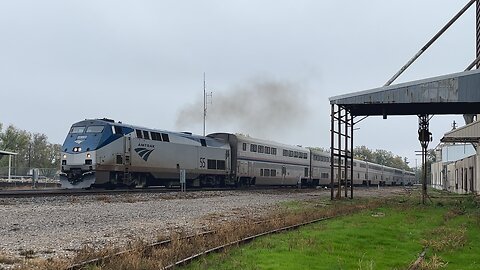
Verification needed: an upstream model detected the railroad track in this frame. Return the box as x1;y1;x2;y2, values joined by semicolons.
66;215;339;270
0;187;239;198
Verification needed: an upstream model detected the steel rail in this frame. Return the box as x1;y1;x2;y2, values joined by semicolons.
162;215;337;270
66;214;339;270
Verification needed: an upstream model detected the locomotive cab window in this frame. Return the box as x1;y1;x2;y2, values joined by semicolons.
200;139;207;147
113;126;123;135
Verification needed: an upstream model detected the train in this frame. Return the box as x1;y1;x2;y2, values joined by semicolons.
60;118;415;189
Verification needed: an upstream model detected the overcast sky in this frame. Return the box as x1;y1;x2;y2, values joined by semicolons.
0;0;476;166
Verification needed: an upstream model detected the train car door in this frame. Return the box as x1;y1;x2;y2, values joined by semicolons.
282;166;286;185
248;161;253;176
124;136;131;173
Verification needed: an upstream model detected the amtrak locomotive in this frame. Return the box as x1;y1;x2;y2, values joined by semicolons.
60;118;415;189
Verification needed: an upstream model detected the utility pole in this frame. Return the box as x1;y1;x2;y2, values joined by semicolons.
203;72;206;136
203;72;212;136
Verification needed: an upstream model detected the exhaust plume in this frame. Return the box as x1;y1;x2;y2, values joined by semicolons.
175;78;311;138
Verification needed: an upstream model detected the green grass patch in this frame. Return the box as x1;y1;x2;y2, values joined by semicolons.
184;194;480;270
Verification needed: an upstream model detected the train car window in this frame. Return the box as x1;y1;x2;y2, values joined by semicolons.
265;146;270;154
264;169;270;176
304;168;309;177
250;144;255;152
161;133;170;142
70;126;85;134
200;139;207;147
271;169;276;177
217;160;226;170
207;159;216;169
283;149;288;156
358;173;360;179
304;153;308;159
242;143;247;151
289;150;293;157
260;169;264;176
136;129;143;138
294;151;298;158
114;126;123;135
258;145;264;153
272;148;277;155
86;125;104;133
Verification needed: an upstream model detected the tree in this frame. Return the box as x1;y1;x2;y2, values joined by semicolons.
0;123;60;175
353;145;412;171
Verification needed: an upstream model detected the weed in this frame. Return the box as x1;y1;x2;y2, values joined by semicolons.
0;253;19;264
422;226;467;252
419;254;448;270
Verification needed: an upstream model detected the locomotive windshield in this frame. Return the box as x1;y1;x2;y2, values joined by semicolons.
70;126;85;133
86;125;105;133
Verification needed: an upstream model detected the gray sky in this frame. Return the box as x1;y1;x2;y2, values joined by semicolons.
0;0;475;166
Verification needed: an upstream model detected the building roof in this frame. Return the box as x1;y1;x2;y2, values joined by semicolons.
329;69;480;116
441;120;480;143
0;150;17;156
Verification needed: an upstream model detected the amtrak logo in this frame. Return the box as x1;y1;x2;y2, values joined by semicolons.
135;148;154;161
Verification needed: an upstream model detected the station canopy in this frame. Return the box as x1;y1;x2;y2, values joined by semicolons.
0;150;17;156
441;120;480;143
329;69;480;117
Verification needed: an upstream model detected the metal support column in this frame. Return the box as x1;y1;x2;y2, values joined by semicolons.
330;105;335;200
350;115;354;199
477;0;480;67
330;104;354;200
418;114;431;205
8;155;12;181
344;112;348;198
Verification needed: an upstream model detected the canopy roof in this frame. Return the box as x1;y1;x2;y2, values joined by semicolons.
329;69;480;116
0;150;17;156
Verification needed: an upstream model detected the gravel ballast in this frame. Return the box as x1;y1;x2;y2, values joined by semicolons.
0;187;405;260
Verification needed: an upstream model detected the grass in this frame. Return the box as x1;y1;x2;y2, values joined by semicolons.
184;193;480;270
11;190;480;270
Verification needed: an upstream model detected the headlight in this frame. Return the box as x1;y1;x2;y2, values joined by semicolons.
63;154;67;159
86;153;91;158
